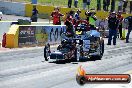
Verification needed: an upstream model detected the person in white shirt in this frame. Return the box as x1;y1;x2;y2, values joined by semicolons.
83;0;87;10
118;0;123;11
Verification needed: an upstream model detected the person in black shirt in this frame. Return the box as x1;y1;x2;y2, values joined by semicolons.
130;1;132;14
106;0;110;11
31;6;38;22
111;0;115;12
103;0;107;11
107;12;119;45
97;0;101;11
123;0;128;13
68;0;72;8
125;16;132;43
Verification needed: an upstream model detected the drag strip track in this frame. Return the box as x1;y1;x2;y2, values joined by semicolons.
0;14;131;88
0;39;132;88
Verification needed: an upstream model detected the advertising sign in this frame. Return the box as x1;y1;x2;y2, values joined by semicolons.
18;26;66;47
18;26;36;47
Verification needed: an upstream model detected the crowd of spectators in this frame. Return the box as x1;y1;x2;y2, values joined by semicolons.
68;0;132;13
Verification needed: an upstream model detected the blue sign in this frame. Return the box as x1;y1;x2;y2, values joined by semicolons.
32;0;37;4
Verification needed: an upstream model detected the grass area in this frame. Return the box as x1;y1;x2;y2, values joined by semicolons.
4;0;130;12
4;0;114;8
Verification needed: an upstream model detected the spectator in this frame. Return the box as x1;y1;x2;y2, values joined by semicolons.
83;0;87;10
74;9;81;21
107;12;119;45
118;0;123;12
103;0;107;11
65;10;75;24
125;16;132;43
111;0;115;12
50;7;64;25
97;0;101;11
74;0;78;8
106;0;110;11
98;19;106;37
130;0;132;13
31;6;38;22
123;0;128;13
68;0;72;8
117;11;124;39
87;0;91;10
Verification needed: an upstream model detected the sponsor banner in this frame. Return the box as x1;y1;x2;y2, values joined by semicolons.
43;26;66;43
18;26;36;47
18;26;66;47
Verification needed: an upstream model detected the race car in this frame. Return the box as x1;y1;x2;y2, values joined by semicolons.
47;19;104;62
48;40;77;62
0;12;3;21
74;23;104;60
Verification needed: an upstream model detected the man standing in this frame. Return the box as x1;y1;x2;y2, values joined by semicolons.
87;0;91;10
118;0;123;11
106;0;110;11
97;0;101;11
103;0;107;11
111;0;115;12
83;0;87;10
123;0;128;13
68;0;72;8
74;9;81;21
117;11;123;39
74;0;78;8
130;0;132;13
31;6;38;22
107;12;119;45
125;16;132;43
50;7;64;25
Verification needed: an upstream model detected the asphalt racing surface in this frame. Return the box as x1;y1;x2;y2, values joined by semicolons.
0;38;132;88
0;15;132;88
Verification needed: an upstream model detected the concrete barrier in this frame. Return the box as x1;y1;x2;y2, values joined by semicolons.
25;4;132;20
0;1;25;16
5;25;66;48
0;22;11;43
6;25;19;48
